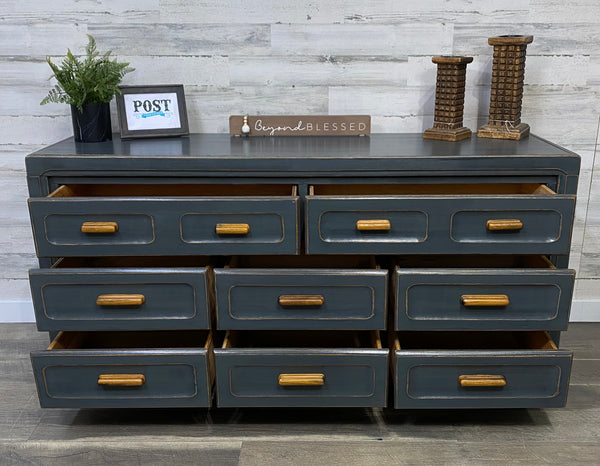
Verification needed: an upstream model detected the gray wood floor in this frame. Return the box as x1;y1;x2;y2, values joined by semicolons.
0;323;598;465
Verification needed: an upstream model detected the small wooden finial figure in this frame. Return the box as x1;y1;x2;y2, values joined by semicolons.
477;35;534;140
423;56;473;142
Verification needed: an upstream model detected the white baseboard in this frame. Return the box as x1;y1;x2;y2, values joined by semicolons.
0;299;35;322
570;300;600;322
0;299;599;323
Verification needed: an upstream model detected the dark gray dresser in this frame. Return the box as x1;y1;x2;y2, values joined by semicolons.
25;133;579;409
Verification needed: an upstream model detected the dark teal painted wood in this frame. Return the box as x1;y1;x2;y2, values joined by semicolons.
31;349;211;408
29;267;211;331
23;133;582;410
28;196;299;257
214;268;388;330
306;195;575;255
395;268;575;331
394;350;572;409
214;349;388;407
25;134;581;180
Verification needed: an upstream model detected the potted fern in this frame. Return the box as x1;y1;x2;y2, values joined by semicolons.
41;35;134;142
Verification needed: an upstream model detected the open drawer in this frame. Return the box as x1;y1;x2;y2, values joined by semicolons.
306;183;575;255
29;257;214;331
393;331;572;409
214;255;388;330
31;330;213;408
28;184;299;257
214;330;388;407
394;255;575;331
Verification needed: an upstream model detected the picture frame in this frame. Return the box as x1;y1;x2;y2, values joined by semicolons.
116;84;189;139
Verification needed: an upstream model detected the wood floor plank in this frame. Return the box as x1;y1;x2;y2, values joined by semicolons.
560;323;600;359
0;440;242;466
570;358;600;384
239;440;600;465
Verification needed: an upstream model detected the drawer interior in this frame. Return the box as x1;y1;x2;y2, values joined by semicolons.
48;184;297;198
48;330;211;350
223;330;382;349
310;183;556;196
227;255;378;269
393;254;555;269
53;256;215;269
394;331;557;351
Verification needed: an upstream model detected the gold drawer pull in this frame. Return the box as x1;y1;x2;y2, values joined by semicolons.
278;373;325;386
81;221;119;233
96;294;146;306
356;219;391;231
486;219;523;231
459;375;507;387
461;294;510;307
98;374;146;387
278;295;325;307
215;223;250;235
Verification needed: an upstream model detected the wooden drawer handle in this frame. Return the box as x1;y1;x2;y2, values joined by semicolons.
278;373;325;386
486;219;523;231
278;295;325;307
96;294;146;306
81;221;119;234
215;223;250;235
459;374;507;387
461;294;510;307
98;374;146;387
356;219;391;231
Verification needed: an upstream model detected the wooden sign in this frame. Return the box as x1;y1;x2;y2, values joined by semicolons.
229;115;370;136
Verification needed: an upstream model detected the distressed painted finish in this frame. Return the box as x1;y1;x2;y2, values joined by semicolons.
23;132;581;408
24;133;580;180
394;348;573;409
214;349;388;408
394;266;575;331
31;332;212;408
214;267;388;330
28;193;300;257
29;266;212;331
306;193;576;255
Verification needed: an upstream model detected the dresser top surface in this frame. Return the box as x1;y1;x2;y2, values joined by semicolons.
26;133;580;177
31;133;576;158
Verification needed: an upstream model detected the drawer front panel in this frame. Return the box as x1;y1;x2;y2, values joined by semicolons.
318;210;428;243
395;269;575;331
31;351;211;408
29;268;210;331
29;197;299;256
395;351;572;409
214;269;388;330
45;213;154;245
306;196;575;254
451;209;562;243
214;351;388;407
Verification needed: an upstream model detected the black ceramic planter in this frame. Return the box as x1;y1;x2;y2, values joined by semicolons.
71;102;112;142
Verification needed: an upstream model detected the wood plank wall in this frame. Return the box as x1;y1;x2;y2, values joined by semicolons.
1;0;598;320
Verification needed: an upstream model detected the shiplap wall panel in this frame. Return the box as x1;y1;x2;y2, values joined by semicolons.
0;23;88;56
271;24;454;56
230;56;408;87
453;23;600;55
87;24;271;56
158;0;531;24
1;0;599;321
184;86;330;133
